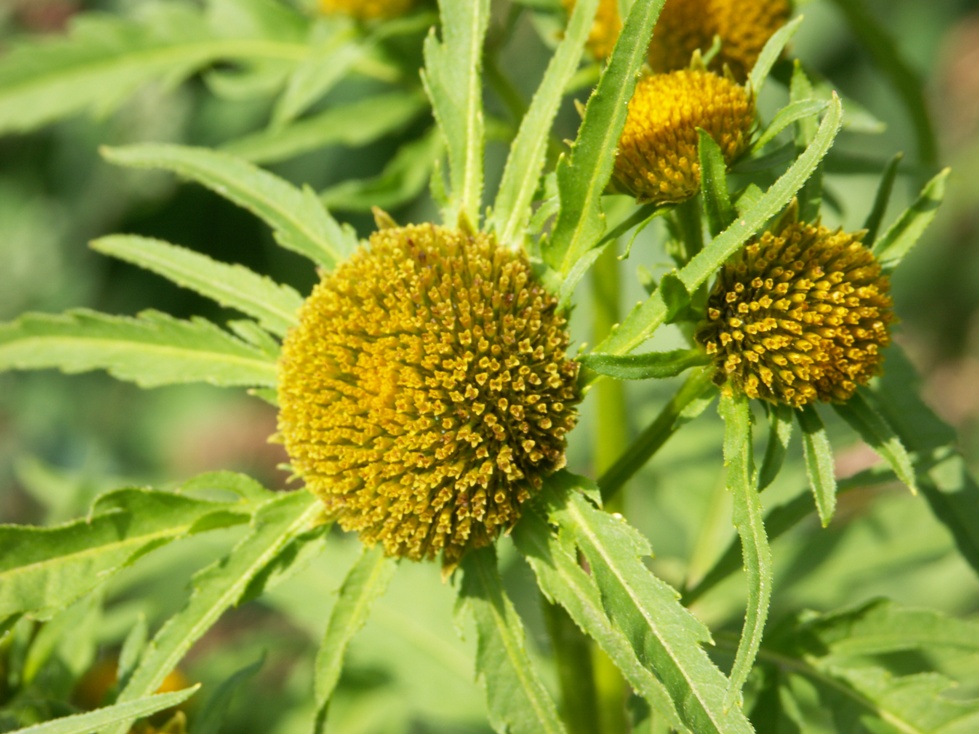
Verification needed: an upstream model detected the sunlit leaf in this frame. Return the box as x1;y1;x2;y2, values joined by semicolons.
15;687;200;734
579;348;709;381
833;389;917;494
797;404;837;527
873;168;950;272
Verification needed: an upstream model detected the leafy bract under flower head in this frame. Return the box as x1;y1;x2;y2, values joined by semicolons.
318;0;415;21
277;223;580;570
648;0;792;81
696;218;894;408
614;69;754;204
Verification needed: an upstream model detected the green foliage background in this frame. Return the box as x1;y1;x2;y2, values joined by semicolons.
1;0;979;733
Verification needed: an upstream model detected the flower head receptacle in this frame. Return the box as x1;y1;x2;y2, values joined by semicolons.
277;224;580;571
613;69;754;205
648;0;792;81
318;0;415;21
695;218;894;408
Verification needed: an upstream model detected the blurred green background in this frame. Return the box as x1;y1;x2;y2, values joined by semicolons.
2;1;979;732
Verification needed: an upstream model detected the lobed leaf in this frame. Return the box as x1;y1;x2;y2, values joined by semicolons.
91;235;303;338
102;144;355;269
797;404;838;527
872;168;950;272
579;348;710;381
421;0;490;229
719;393;773;703
0;309;277;388
14;687;200;734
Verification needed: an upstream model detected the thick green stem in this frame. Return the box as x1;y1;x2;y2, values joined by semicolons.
541;597;600;734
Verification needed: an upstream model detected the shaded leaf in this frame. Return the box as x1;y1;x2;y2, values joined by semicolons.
15;687;200;734
797;404;837;527
833;389;917;494
758;403;794;491
192;656;265;734
698;130;735;237
872;168;950;272
862;153;903;246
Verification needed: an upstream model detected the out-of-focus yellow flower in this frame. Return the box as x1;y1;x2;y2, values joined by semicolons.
696;217;894;408
277;223;580;571
318;0;415;21
613;69;754;204
562;0;622;60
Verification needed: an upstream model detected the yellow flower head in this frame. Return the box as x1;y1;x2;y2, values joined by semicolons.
613;69;754;204
277;223;580;570
695;218;894;408
562;0;622;60
318;0;415;21
648;0;792;81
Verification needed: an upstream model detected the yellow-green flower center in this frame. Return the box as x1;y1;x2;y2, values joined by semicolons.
695;220;894;408
614;69;754;204
277;224;580;570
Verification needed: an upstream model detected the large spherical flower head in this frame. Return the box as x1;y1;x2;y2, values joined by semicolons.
613;69;754;204
562;0;622;60
277;224;580;570
648;0;792;81
318;0;415;21
695;220;894;408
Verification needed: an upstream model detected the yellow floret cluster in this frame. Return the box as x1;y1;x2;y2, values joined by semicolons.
277;224;580;570
318;0;415;21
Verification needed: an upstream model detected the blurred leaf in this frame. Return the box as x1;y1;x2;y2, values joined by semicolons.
751;99;828;153
797;404;837;527
833;389;917;494
872;168;950;272
421;0;490;228
698;130;735;237
221;91;427;164
0;309;277;388
91;235;302;338
593;95;843;358
320;129;442;212
118;615;149;690
543;477;755;734
490;0;598;247
458;546;567;734
719;393;773;703
106;491;320;734
544;0;666;276
758;403;794;491
579;349;709;381
861;153;903;246
102;144;355;270
0;488;253;621
191;655;265;734
748;16;803;94
313;546;396;731
14;686;200;734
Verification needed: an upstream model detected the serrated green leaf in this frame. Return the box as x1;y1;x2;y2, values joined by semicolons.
0;488;254;620
544;0;666;275
751;99;828;153
698;130;735;237
313;546;396;730
192;655;265;734
719;393;773;703
833;389;917;494
790;63;822;223
862;153;903;246
106;491;320;734
14;686;200;734
758;403;794;491
101;144;355;269
547;478;755;734
512;486;687;732
579;348;709;381
491;0;599;247
748;16;804;94
421;0;490;228
797;404;837;527
0;2;306;135
91;235;302;338
458;546;567;734
593;95;843;359
0;309;277;388
872;168;950;272
221;91;427;164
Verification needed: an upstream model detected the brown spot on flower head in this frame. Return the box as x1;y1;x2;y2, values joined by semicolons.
277;224;580;571
613;69;754;204
695;219;894;408
562;0;622;60
318;0;415;21
648;0;792;81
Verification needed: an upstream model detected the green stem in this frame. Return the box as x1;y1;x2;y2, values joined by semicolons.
541;598;600;734
591;242;630;734
599;366;717;503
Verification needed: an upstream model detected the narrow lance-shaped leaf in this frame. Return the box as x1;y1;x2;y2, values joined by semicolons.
544;0;667;275
593;94;843;359
551;480;755;734
748;16;804;94
718;392;773;704
790;63;822;223
861;152;903;246
0;309;278;388
101;144;355;270
873;167;950;272
457;546;567;734
0;488;254;621
797;404;837;526
313;546;396;731
193;656;266;734
106;491;321;734
757;403;794;491
15;687;200;734
579;348;710;381
698;130;735;237
421;0;490;229
91;235;303;338
490;0;599;247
